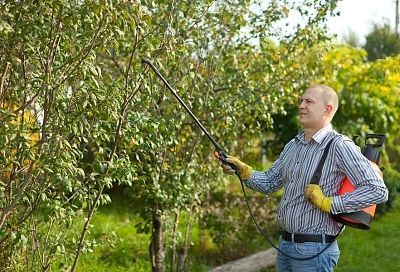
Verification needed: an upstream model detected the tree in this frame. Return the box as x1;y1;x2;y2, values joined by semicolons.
364;23;400;61
307;45;400;168
396;0;399;35
0;0;342;271
342;28;361;47
0;1;144;270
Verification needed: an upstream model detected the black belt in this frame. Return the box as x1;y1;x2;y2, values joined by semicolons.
281;231;336;243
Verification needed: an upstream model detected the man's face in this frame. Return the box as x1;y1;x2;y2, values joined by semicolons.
299;87;328;129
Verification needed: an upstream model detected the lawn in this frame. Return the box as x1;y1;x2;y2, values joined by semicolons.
74;194;399;272
74;193;216;272
75;195;150;272
335;202;400;272
264;200;400;272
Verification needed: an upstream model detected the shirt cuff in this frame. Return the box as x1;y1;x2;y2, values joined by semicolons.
331;195;345;214
244;171;256;183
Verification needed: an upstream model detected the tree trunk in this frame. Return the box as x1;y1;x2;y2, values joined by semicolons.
149;204;166;272
396;0;400;35
177;205;193;272
199;191;211;253
177;247;187;272
171;211;179;271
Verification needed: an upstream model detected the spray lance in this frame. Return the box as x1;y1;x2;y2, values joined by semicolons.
141;58;341;261
140;59;232;164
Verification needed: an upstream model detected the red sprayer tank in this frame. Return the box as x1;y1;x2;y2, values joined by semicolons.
330;134;386;230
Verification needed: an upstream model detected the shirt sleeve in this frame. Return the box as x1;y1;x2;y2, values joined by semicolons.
244;140;294;195
331;138;389;214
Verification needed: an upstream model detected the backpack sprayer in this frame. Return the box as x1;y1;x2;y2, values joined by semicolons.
330;133;386;229
141;58;386;260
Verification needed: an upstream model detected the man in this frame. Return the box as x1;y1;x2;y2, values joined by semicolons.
221;84;388;272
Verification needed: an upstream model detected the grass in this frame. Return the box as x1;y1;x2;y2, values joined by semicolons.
75;195;151;272
263;200;400;272
72;193;400;272
335;201;400;271
74;193;220;272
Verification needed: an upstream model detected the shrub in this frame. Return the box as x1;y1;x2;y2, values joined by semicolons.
202;186;280;262
376;167;400;215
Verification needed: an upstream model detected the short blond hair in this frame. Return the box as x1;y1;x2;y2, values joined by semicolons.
308;84;339;115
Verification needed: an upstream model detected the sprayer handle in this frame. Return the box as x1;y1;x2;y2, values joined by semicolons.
214;150;237;171
365;133;386;148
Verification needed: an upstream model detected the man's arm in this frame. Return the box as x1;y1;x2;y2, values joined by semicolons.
244;140;295;195
331;139;388;214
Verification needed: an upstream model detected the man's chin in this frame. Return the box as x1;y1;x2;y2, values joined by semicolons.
299;118;307;126
300;120;313;129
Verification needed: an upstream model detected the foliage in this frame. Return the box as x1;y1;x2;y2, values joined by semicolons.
376;167;400;215
319;46;400;163
202;187;280;261
0;0;343;271
0;0;146;270
341;29;361;48
3;0;398;270
364;23;400;61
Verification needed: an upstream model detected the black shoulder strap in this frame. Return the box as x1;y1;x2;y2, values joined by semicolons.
310;138;335;185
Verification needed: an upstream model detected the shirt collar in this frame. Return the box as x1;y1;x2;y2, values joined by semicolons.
295;124;333;144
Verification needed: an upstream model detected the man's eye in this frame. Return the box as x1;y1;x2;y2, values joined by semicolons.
299;98;314;104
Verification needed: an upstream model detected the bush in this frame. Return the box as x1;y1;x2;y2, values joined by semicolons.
376;167;400;215
202;185;280;262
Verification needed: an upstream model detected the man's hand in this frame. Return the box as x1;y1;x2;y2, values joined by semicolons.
304;184;332;213
220;155;253;181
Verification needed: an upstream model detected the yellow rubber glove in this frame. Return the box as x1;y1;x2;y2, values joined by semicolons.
304;184;332;213
220;155;253;181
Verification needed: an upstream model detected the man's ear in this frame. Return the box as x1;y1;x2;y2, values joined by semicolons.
325;104;333;115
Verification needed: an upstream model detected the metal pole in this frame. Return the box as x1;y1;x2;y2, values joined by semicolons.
141;58;225;152
396;0;400;35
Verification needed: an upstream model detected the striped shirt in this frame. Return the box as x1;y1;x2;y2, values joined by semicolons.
245;124;388;236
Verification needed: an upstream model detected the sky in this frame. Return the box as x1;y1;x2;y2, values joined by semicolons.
326;0;396;43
